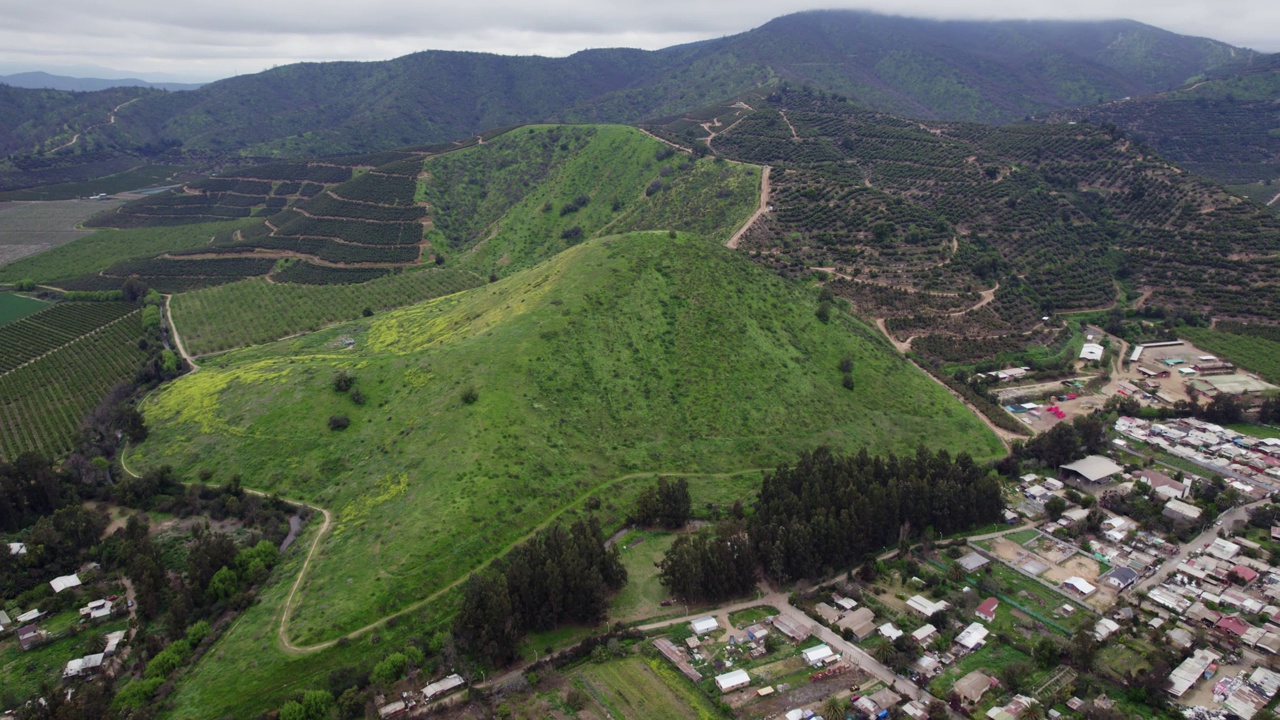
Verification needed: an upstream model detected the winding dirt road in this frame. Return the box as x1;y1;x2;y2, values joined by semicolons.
46;97;140;154
727;166;771;249
163;294;199;372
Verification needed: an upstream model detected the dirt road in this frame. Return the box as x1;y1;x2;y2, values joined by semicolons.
727;166;771;249
164;294;199;371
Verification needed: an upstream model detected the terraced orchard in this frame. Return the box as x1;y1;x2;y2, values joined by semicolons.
64;125;760;295
131;232;1002;652
650;88;1280;366
0;302;147;458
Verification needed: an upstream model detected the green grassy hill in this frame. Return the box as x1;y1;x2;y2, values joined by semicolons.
129;231;1002;654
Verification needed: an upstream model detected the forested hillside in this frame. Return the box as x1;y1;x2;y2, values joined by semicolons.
647;87;1280;367
0;11;1247;192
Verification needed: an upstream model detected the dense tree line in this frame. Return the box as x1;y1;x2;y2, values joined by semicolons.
629;477;692;528
453;518;625;665
657;521;757;602
748;447;1003;582
997;414;1108;474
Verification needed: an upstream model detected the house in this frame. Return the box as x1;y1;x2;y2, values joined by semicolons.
714;669;751;693
1216;615;1251;638
814;602;841;624
879;623;904;641
62;653;105;678
958;552;989;573
976;597;999;622
1165;627;1193;650
870;688;903;711
1101;566;1139;591
422;673;465;701
7;542;26;555
1061;508;1090;524
1135;469;1187;499
49;574;81;593
1163;499;1203;522
1168;648;1221;697
904;700;931;720
839;607;876;640
954;670;993;704
906;595;949;617
802;644;836;667
956;622;989;651
79;599;113;620
911;624;938;645
690;616;719;635
1043;478;1065;491
1208;538;1242;560
1061;576;1096;597
377;701;407;719
103;630;126;657
771;615;811;642
1080;343;1105;362
1094;618;1121;641
834;596;858;611
912;655;942;678
17;624;44;651
1060;456;1124;484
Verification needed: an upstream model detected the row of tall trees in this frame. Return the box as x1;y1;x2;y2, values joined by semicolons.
657;521;757;602
629;477;692;528
747;446;1003;582
453;518;626;665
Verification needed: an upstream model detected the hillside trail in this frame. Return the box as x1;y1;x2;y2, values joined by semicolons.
163;294;199;372
44;96;141;154
726;166;771;249
945;281;999;317
703;114;749;152
1133;288;1154;309
635;127;692;154
1268;191;1280;207
779;109;799;139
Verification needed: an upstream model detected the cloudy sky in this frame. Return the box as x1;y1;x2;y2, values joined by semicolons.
1;0;1277;83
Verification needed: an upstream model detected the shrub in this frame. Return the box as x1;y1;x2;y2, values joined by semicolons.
333;371;355;392
329;415;351;431
461;387;479;404
561;226;583;241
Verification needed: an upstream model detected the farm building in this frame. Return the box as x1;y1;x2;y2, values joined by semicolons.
814;602;841;624
771;614;811;642
1094;618;1121;641
690;616;719;635
955;671;993;704
8;542;26;555
1208;538;1242;560
802;644;836;666
1061;576;1096;597
377;701;407;719
834;596;858;611
1060;456;1124;484
17;624;45;651
49;574;81;593
911;624;938;644
653;638;701;681
839;607;876;640
63;653;105;678
80;599;113;620
1079;343;1105;361
1187;375;1280;409
956;622;989;650
976;597;999;622
958;552;990;573
879;623;904;640
1163;499;1203;522
907;595;950;617
1168;648;1221;697
421;673;465;701
715;669;751;693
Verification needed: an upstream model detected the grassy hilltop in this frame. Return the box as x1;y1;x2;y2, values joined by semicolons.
131;231;1001;651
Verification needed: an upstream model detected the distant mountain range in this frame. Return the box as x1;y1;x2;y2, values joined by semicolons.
0;10;1264;192
0;71;204;93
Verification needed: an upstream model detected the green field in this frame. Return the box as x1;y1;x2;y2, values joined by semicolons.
0;164;191;201
574;656;725;720
170;269;486;355
1180;326;1280;384
131;231;1002;656
610;529;678;622
0;220;250;286
0;291;48;324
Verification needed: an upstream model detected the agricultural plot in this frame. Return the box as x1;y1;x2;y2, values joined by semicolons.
0;199;123;267
170;269;483;355
0;291;47;324
1180;325;1280;384
0;301;137;374
580;657;724;720
610;529;677;622
0;305;147;458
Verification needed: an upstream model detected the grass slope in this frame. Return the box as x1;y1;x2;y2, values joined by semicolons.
421;125;760;276
132;231;1000;649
